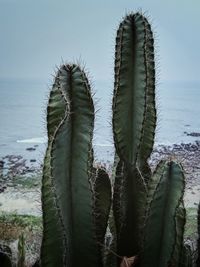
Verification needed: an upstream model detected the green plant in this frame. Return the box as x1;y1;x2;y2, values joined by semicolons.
41;65;111;267
40;12;197;267
17;233;25;267
141;161;186;267
112;13;156;257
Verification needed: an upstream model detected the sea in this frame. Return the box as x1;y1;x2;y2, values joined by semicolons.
0;79;200;166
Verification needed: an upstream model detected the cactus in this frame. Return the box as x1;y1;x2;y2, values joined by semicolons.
41;64;111;267
140;161;185;267
113;13;156;168
112;12;156;256
40;11;199;267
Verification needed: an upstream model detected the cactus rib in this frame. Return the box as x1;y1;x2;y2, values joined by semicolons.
41;74;68;266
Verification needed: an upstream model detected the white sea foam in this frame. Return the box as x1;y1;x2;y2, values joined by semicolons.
94;143;113;147
17;137;47;144
16;138;113;147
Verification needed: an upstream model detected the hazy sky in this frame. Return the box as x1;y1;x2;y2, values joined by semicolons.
0;0;200;83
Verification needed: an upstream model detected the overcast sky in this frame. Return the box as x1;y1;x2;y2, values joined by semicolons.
0;0;200;83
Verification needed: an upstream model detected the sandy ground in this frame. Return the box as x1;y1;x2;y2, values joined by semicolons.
0;180;199;217
0;187;41;216
184;185;200;208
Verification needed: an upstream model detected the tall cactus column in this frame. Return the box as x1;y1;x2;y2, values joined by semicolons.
112;13;156;257
41;64;107;267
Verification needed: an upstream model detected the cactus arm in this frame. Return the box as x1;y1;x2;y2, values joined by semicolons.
141;161;185;267
93;167;112;266
41;76;68;266
51;64;102;267
112;13;148;165
93;168;112;247
146;165;186;266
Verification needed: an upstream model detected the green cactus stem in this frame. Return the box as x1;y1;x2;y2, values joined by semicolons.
41;64;107;267
141;161;185;267
112;12;156;257
112;12;156;167
93;168;112;248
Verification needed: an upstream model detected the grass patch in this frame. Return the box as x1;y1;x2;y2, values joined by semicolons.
0;212;42;241
0;213;42;228
12;173;42;189
0;212;42;265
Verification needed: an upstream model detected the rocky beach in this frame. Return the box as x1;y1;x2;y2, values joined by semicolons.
0;148;42;216
0;139;200;216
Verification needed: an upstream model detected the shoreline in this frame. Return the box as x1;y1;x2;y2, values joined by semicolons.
0;141;200;216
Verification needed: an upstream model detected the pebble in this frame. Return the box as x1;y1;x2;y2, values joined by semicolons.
186;132;200;137
26;147;36;151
